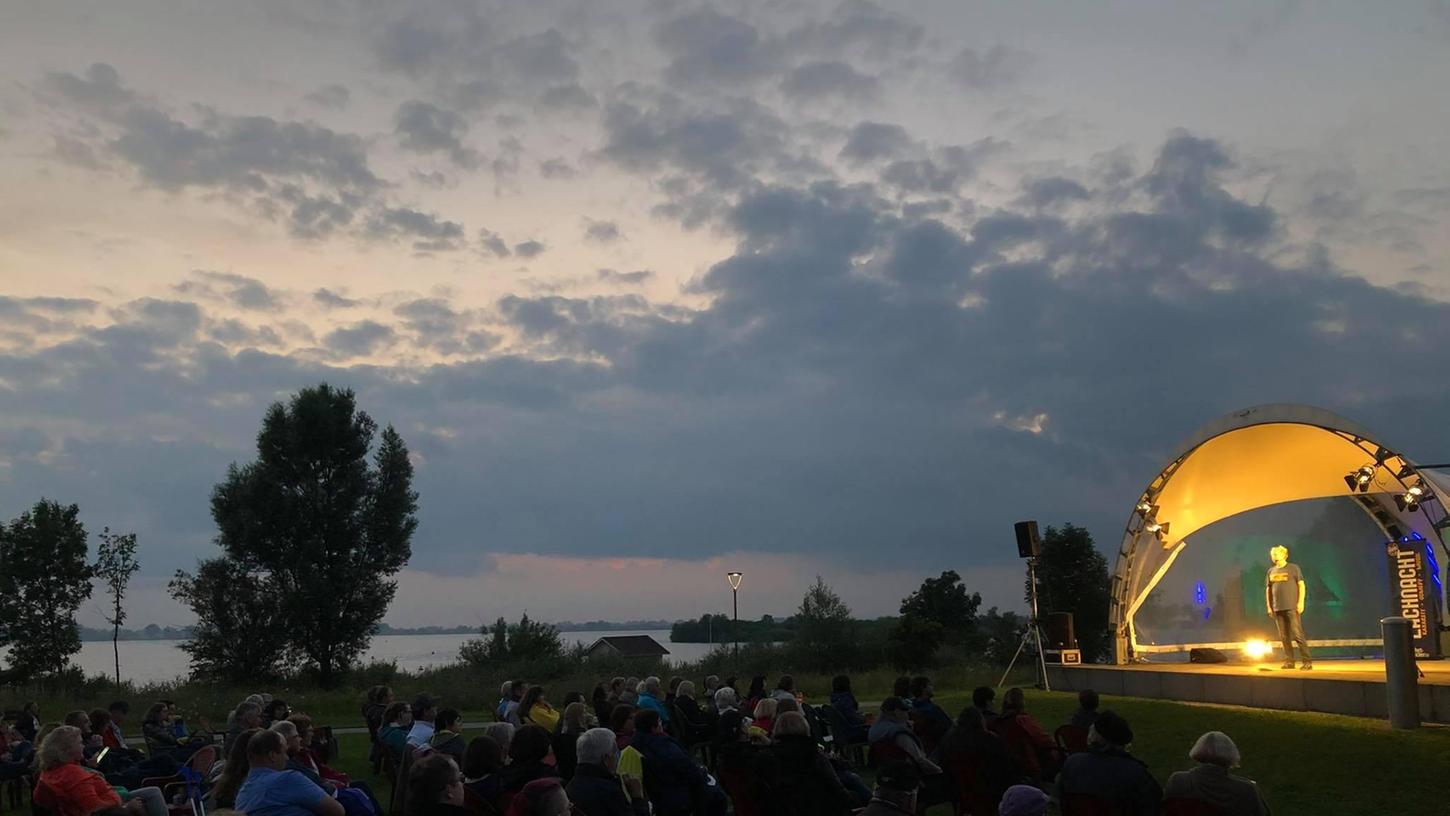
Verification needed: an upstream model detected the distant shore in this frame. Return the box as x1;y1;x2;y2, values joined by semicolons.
77;619;678;642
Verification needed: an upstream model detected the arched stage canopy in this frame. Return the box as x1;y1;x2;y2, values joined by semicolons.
1110;404;1450;664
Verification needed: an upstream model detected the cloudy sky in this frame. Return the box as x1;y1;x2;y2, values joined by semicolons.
3;1;1450;629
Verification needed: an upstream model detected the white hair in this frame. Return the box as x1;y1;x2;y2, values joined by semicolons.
483;722;515;754
676;681;696;699
270;720;298;738
500;680;514;697
575;727;618;766
644;676;661;694
714;687;738;710
1189;731;1241;767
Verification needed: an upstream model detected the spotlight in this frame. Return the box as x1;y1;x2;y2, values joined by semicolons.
1397;464;1416;480
1395;483;1431;513
1136;501;1157;518
1344;465;1375;493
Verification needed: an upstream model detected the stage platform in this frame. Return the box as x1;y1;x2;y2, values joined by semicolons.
1046;659;1450;724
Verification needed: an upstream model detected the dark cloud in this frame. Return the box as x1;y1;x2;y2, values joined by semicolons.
514;239;546;258
1019;176;1091;208
313;288;361;309
174;271;281;311
597;269;654;285
654;8;780;86
365;207;466;252
478;228;512;258
950;44;1033;90
322;320;395;358
538;157;578;179
787;0;925;60
39;62;134;116
497;29;579;84
781;61;882;102
600;93;790;188
537;84;595;110
394;100;480;168
304;84;351;110
839;121;913;163
584;219;622;243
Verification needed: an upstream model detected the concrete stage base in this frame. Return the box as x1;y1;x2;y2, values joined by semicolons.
1046;659;1450;724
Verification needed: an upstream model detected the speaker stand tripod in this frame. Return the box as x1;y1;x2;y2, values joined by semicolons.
998;556;1051;691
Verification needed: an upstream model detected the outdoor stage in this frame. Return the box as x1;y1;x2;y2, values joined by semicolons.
1047;659;1450;723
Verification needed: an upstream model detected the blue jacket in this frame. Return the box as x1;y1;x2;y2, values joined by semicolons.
636;692;671;724
630;731;703;816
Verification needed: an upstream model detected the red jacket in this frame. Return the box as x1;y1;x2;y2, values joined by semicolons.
37;763;122;816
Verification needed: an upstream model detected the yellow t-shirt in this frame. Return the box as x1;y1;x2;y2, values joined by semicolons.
617;745;644;797
527;703;561;732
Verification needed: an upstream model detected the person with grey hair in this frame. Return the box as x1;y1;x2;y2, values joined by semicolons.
226;701;263;755
270;720;325;788
1058;710;1161;814
672;682;714;745
713;686;739;715
636;676;671;726
482;723;516;758
566;728;648;816
1164;731;1270;815
702;676;721;709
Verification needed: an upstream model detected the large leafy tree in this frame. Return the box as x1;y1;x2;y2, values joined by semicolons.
885;613;945;670
0;500;94;681
793;576;857;671
1030;523;1111;661
210;384;419;685
169;557;291;679
94;528;141;685
900;570;983;647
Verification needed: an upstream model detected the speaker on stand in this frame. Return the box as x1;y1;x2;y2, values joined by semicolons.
1043;611;1082;665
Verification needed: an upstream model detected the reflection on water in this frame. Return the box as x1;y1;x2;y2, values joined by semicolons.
68;630;718;686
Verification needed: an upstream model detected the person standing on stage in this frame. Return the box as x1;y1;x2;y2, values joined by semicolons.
1266;545;1312;670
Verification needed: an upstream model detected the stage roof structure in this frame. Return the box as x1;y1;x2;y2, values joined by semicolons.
1110;404;1449;663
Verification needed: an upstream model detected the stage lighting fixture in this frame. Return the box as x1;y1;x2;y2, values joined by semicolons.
1144;519;1162;533
1395;482;1430;513
1136;501;1157;519
1397;464;1416;480
1343;465;1375;493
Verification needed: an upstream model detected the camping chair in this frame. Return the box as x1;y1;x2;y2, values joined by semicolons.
816;704;867;767
944;754;984;816
0;774;30;815
1163;799;1225;816
1054;724;1089;754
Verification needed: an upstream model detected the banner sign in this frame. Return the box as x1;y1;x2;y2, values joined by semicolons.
1385;534;1443;659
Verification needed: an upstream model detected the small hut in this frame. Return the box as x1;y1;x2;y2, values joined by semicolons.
585;635;670;660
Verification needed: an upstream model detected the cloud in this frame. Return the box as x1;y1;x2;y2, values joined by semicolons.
478;228;512;258
313;288;361;309
949;44;1034;90
839;121;913;163
1018;176;1091;208
654;8;780;87
538;158;578;179
599;93;791;189
394;100;481;168
514;239;546;258
597;269;654;285
322;320;395;358
583;219;622;243
173;271;281;311
781;61;882;102
304;84;351;110
366;207;466;252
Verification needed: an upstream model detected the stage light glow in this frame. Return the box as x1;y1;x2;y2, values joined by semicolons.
1136;500;1155;515
1343;465;1375;493
1242;639;1273;660
1395;482;1430;512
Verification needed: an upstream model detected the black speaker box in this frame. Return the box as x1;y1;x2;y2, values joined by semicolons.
1044;611;1077;650
1014;520;1041;558
1189;647;1229;664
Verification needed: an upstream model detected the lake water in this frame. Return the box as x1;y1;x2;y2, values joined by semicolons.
71;630;725;686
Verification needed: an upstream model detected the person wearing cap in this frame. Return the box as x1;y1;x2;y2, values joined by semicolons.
998;784;1049;816
1058;710;1162;814
861;760;920;816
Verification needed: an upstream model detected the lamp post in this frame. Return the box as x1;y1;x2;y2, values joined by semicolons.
727;571;743;662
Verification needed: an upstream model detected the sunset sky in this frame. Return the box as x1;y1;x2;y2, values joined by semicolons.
3;1;1449;628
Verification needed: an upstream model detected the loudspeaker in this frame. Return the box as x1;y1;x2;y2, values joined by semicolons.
1189;647;1229;664
1044;612;1077;650
1014;520;1041;558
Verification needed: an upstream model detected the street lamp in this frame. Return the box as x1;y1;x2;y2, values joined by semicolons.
727;572;743;662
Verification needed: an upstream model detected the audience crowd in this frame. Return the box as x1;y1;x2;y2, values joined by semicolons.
1;676;1272;816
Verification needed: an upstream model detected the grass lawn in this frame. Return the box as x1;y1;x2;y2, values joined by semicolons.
320;690;1448;816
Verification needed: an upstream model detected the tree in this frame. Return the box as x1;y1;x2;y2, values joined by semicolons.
210;384;419;685
460;613;563;666
1031;523;1111;661
973;607;1027;666
169;557;291;679
899;570;982;648
94;528;141;685
793;576;857;671
885;613;945;670
0;500;94;682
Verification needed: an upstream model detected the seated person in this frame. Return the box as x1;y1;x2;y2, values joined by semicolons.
754;712;859;815
1057;711;1162;815
428;710;467;765
988;689;1058;782
750;699;778;739
971;687;996;722
520;688;560;733
671;682;714;745
406;752;470;816
34;725;168;816
377;703;413;766
1070;690;1100;731
859;761;919;816
462;736;508;803
998;785;1049;816
207;728;258;810
629;710;726;816
408;696;439;749
1163;731;1270;816
235;729;345;816
1;718;35;782
565;728;648;816
609;706;637;752
504;726;561;793
906;677;950;750
507;777;571;816
827;676;868;744
936;708;1019;815
866;698;946;809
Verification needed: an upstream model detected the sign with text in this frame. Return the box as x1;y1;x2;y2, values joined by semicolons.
1385;536;1443;659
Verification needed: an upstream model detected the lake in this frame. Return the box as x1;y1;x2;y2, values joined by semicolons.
71;630;725;686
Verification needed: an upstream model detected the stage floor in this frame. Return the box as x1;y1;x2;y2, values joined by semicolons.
1046;658;1450;723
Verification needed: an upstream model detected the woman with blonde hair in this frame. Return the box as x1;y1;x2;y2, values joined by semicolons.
35;726;167;816
751;697;778;735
